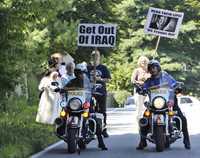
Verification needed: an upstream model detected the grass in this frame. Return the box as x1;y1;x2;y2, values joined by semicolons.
0;98;59;158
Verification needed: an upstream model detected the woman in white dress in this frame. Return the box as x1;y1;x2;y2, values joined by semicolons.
36;71;62;125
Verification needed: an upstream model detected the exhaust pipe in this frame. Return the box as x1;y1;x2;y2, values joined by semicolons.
87;118;97;135
54;118;65;137
139;118;148;127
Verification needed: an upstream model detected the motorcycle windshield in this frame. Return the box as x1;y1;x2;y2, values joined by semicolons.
149;82;174;102
67;90;92;103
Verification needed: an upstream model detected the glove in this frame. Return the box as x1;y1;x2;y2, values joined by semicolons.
143;88;148;94
136;87;147;95
138;90;144;95
54;88;60;92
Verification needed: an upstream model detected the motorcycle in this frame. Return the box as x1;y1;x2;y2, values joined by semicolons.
54;88;104;153
136;83;183;152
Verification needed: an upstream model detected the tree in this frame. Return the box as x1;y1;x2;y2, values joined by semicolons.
106;0;200;95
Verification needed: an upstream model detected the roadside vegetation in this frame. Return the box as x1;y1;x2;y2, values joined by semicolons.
0;0;199;157
0;97;58;158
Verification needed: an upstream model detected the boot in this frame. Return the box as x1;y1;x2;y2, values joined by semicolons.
183;138;191;150
136;139;147;150
97;134;108;150
98;144;108;150
183;128;191;150
102;128;109;138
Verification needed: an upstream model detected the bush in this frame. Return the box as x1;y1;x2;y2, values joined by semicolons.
113;90;131;107
0;97;59;158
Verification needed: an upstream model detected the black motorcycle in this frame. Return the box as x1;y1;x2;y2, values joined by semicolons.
54;89;104;153
136;83;183;152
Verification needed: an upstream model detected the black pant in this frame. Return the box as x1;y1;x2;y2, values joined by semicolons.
94;94;107;126
95;117;106;147
174;96;190;143
173;105;190;143
139;104;190;144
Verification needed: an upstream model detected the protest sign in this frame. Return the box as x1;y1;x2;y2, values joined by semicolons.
144;7;184;39
78;23;117;47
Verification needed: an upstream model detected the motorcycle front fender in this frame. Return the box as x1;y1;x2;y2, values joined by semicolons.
153;114;165;125
67;116;80;128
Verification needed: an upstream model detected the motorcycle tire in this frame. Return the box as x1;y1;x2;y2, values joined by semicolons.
154;126;165;152
67;128;78;153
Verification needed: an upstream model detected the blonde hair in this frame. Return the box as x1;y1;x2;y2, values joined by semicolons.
137;56;149;67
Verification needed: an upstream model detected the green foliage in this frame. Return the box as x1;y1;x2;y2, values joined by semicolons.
106;55;133;92
0;98;58;158
113;90;131;107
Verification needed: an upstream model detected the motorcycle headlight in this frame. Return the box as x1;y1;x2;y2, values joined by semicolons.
153;97;166;109
68;98;82;110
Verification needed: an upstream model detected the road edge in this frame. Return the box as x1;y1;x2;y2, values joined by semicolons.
30;141;63;158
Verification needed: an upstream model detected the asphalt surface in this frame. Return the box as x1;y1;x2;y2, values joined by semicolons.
31;108;200;158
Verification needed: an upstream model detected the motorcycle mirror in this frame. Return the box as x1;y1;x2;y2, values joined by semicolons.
60;100;66;107
144;101;150;108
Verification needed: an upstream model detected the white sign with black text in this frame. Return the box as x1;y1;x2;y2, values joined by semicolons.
144;7;184;39
78;23;117;47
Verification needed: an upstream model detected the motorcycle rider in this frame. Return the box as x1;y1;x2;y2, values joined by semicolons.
136;60;191;150
62;63;108;150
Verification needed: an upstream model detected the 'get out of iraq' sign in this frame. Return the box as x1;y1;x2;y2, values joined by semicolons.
78;23;117;47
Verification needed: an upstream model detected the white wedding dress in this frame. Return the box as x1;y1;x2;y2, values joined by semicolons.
36;76;61;125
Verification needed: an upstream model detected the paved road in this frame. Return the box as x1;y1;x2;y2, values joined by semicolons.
31;108;200;158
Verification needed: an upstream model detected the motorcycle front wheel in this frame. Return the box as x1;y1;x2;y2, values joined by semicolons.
67;128;78;153
154;126;166;152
